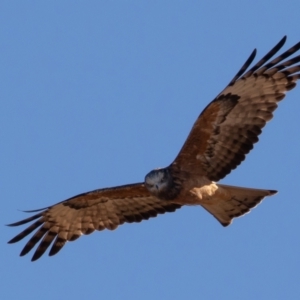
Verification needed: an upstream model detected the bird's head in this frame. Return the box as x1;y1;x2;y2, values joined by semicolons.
144;167;181;200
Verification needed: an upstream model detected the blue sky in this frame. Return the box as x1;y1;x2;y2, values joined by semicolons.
1;1;300;299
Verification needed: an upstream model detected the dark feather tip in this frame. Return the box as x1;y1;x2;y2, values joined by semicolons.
269;190;278;195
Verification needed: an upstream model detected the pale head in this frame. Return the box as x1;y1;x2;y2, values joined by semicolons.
144;167;181;200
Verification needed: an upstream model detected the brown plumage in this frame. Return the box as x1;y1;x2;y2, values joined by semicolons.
8;36;300;261
9;184;180;261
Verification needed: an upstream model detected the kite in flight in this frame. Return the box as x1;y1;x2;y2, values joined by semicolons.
8;36;300;261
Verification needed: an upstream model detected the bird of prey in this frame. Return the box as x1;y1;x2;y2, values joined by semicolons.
8;36;300;261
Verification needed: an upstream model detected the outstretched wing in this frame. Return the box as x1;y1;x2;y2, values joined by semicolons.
173;36;300;181
8;183;181;261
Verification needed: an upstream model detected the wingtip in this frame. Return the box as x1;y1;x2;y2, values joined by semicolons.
278;36;287;47
31;256;39;262
251;48;257;59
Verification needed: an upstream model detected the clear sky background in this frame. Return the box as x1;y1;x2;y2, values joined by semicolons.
1;1;300;299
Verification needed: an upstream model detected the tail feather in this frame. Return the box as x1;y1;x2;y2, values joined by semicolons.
200;184;277;226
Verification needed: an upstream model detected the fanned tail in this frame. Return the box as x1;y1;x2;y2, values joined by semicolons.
200;184;277;226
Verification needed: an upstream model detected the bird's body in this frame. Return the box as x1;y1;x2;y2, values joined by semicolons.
8;36;300;261
143;166;275;226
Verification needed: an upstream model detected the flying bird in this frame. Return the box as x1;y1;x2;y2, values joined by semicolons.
8;36;300;261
